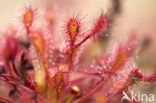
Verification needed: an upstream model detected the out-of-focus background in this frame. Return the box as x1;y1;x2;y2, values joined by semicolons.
0;0;156;103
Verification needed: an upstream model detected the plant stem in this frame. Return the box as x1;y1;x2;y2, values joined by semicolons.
73;75;109;103
0;96;16;103
75;33;92;48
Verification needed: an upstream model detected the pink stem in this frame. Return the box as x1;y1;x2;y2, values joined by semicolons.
0;96;16;103
73;76;109;103
17;84;45;103
10;61;20;77
75;33;93;48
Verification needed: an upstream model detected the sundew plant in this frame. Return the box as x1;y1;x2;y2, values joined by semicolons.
0;2;155;103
